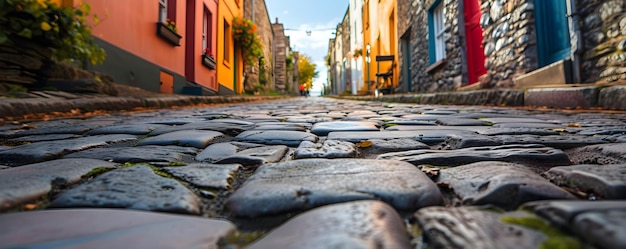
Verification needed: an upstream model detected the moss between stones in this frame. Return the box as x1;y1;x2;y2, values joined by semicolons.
167;161;187;167
218;231;266;248
82;166;116;180
500;216;584;249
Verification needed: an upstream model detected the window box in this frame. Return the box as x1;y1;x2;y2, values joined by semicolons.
156;22;182;46
202;54;216;70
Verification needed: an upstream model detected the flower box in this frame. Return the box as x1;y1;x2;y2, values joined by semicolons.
156;22;182;46
202;54;216;70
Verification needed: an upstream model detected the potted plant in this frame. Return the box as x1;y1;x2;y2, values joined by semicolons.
202;48;216;69
157;18;182;46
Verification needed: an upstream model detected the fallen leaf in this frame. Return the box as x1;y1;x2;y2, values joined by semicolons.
356;140;373;148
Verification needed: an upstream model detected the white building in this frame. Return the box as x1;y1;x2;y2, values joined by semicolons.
349;0;363;95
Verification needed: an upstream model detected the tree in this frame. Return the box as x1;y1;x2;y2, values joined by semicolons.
298;54;318;90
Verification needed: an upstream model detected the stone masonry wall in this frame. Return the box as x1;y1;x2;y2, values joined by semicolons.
272;22;287;92
578;0;626;83
480;0;537;88
480;0;626;86
410;0;463;93
244;0;274;92
397;0;412;92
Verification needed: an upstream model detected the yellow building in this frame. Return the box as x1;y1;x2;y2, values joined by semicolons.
362;0;397;94
217;0;244;94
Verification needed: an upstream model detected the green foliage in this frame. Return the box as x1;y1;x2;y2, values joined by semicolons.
286;54;294;69
0;0;105;65
232;16;263;66
298;54;318;90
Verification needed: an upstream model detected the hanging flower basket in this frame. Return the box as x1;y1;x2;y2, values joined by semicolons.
156;22;182;46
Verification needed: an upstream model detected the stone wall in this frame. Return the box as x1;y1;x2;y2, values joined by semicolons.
0;38;116;95
244;0;274;93
480;0;625;86
480;0;537;88
578;0;626;83
272;21;287;92
410;0;464;93
0;39;52;91
397;0;412;92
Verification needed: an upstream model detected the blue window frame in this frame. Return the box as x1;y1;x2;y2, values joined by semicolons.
428;0;446;64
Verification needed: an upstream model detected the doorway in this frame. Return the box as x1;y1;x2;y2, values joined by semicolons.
464;0;487;85
159;71;174;93
535;0;571;67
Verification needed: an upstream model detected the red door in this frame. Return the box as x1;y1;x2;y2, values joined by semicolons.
464;0;487;85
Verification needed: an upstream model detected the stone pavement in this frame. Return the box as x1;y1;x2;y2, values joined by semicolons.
0;97;625;248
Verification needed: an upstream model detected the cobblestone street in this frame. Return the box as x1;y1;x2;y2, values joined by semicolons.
0;97;625;248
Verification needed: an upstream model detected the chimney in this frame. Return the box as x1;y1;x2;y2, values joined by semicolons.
275;18;279;24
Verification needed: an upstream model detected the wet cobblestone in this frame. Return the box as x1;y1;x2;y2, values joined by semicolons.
0;97;625;248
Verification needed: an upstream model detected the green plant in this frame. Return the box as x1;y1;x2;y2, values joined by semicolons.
232;16;263;66
165;18;177;33
0;0;105;65
353;48;362;58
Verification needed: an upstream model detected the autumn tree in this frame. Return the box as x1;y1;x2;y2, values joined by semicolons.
297;54;318;90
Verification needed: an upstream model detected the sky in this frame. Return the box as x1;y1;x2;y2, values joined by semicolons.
264;0;349;95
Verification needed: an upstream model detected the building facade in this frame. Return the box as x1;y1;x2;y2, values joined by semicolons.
51;0;257;95
349;0;364;95
341;8;352;95
244;0;274;93
334;0;625;95
272;18;288;93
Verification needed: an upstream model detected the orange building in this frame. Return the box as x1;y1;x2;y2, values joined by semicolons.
49;0;242;95
362;0;398;94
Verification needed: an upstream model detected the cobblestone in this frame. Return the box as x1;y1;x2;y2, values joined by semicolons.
0;97;625;248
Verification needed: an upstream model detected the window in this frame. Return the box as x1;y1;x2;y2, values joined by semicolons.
224;19;230;62
428;0;446;64
363;0;369;29
202;7;213;55
159;0;176;23
158;0;167;23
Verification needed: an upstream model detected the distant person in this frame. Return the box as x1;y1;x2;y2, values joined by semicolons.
300;84;306;96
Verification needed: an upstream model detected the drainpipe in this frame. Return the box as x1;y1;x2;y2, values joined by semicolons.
566;0;582;83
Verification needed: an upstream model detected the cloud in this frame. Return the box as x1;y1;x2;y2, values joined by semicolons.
283;19;341;93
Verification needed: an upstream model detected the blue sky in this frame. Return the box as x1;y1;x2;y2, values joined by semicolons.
265;0;349;94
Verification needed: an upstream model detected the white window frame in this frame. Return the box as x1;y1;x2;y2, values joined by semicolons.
202;9;208;52
159;0;167;23
433;2;446;61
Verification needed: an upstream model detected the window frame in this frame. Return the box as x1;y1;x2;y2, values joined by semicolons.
223;19;230;63
428;0;446;64
202;6;213;55
158;0;167;23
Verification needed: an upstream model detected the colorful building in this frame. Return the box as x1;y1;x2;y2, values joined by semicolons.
217;0;244;94
335;0;625;95
50;0;248;95
361;0;398;94
349;0;364;95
